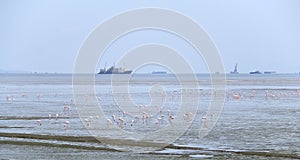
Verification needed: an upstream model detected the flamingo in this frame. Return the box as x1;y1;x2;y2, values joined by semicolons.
141;114;146;124
155;117;163;126
265;90;269;98
134;115;139;123
84;118;91;127
130;120;134;127
64;105;70;112
168;115;175;125
106;119;112;128
21;93;27;97
232;94;240;100
55;114;59;122
183;112;193;122
111;115;116;123
64;121;70;130
118;117;125;128
167;110;171;116
37;120;42;126
48;114;52;121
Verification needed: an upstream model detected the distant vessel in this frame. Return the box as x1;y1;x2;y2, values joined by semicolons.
230;63;239;74
250;70;262;74
264;71;276;74
151;71;167;74
98;63;132;74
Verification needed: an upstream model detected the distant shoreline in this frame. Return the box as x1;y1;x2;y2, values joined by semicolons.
0;72;300;75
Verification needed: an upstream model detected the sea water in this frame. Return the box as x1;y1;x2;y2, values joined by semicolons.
0;73;299;159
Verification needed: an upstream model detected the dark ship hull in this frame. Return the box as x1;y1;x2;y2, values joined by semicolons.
98;71;132;74
151;71;167;74
250;70;262;74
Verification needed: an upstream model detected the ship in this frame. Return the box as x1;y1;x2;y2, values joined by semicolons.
264;71;276;74
250;70;262;74
98;63;132;74
230;63;239;74
151;71;167;74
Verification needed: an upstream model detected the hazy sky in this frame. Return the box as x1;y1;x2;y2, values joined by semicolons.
1;0;300;73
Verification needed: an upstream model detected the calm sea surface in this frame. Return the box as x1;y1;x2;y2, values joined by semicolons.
0;73;299;159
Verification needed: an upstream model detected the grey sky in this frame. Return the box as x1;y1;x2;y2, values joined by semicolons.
1;0;300;73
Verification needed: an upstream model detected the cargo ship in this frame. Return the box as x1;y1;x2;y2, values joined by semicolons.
98;63;132;74
264;71;276;74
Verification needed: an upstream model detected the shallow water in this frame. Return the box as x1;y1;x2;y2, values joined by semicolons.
0;73;299;159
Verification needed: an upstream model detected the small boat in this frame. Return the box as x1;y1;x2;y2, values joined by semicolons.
250;70;262;74
230;63;239;74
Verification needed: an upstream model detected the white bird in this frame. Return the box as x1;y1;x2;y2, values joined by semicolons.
156;117;163;126
130;120;134;127
111;115;116;123
63;106;71;116
106;119;112;128
48;114;52;121
232;94;240;100
64;121;70;130
37;120;42;126
168;115;175;125
84;118;91;127
118;117;125;128
55;114;59;122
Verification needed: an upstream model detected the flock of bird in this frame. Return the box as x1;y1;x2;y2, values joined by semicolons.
3;88;300;131
101;108;183;130
36;106;72;130
226;89;300;101
4;93;72;130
